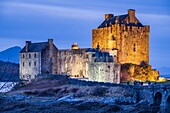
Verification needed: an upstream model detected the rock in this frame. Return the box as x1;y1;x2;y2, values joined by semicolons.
121;63;160;82
133;99;149;107
115;97;136;105
103;104;123;112
74;101;100;110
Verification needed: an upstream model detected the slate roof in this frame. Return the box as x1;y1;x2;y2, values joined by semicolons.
98;14;143;28
20;42;49;53
85;48;97;52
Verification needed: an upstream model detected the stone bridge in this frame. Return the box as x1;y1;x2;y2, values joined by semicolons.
133;84;170;110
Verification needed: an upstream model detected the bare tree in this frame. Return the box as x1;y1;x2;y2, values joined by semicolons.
0;60;19;92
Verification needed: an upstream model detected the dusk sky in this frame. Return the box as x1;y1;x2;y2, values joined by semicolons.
0;0;170;68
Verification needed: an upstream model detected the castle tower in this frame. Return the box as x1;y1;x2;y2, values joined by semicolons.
92;9;150;65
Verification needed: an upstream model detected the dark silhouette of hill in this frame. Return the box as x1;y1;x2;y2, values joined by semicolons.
0;46;21;64
0;60;19;82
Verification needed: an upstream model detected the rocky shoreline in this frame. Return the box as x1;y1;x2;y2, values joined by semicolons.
0;75;169;113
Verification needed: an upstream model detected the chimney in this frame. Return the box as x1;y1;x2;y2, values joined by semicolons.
128;9;135;23
48;39;53;45
25;41;31;52
128;9;135;17
48;39;53;57
105;14;114;20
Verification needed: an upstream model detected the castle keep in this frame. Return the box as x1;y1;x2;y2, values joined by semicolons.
92;9;150;65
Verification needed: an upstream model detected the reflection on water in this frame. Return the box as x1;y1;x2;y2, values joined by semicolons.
0;82;17;92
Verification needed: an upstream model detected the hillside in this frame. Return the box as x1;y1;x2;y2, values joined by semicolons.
0;60;19;82
0;46;21;64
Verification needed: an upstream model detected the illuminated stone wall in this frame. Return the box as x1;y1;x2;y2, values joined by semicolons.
20;39;59;81
88;62;121;84
20;52;41;80
58;49;90;78
92;9;150;65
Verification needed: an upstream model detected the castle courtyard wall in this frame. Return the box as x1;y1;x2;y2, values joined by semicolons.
88;62;121;84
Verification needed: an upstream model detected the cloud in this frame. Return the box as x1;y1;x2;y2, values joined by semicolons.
1;1;105;20
137;13;170;25
0;37;24;51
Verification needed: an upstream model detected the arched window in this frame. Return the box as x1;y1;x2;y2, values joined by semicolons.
133;43;136;52
112;36;116;40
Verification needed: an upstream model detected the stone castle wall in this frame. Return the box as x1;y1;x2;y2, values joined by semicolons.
58;49;89;78
88;62;121;83
92;11;150;65
92;24;149;65
20;52;41;80
41;43;58;74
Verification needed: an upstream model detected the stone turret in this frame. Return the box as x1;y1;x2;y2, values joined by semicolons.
72;42;79;49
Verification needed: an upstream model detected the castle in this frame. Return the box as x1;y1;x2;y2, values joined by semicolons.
20;40;120;83
93;9;149;64
20;9;155;83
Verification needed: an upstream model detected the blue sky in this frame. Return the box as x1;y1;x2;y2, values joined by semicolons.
0;0;170;68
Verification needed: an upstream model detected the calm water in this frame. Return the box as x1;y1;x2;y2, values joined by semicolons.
0;82;17;92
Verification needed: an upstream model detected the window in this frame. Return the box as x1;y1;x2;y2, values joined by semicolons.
133;43;136;52
23;75;25;78
130;26;132;30
29;75;31;79
29;54;31;58
34;62;36;66
23;62;24;67
34;53;36;58
29;62;31;67
23;54;25;58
